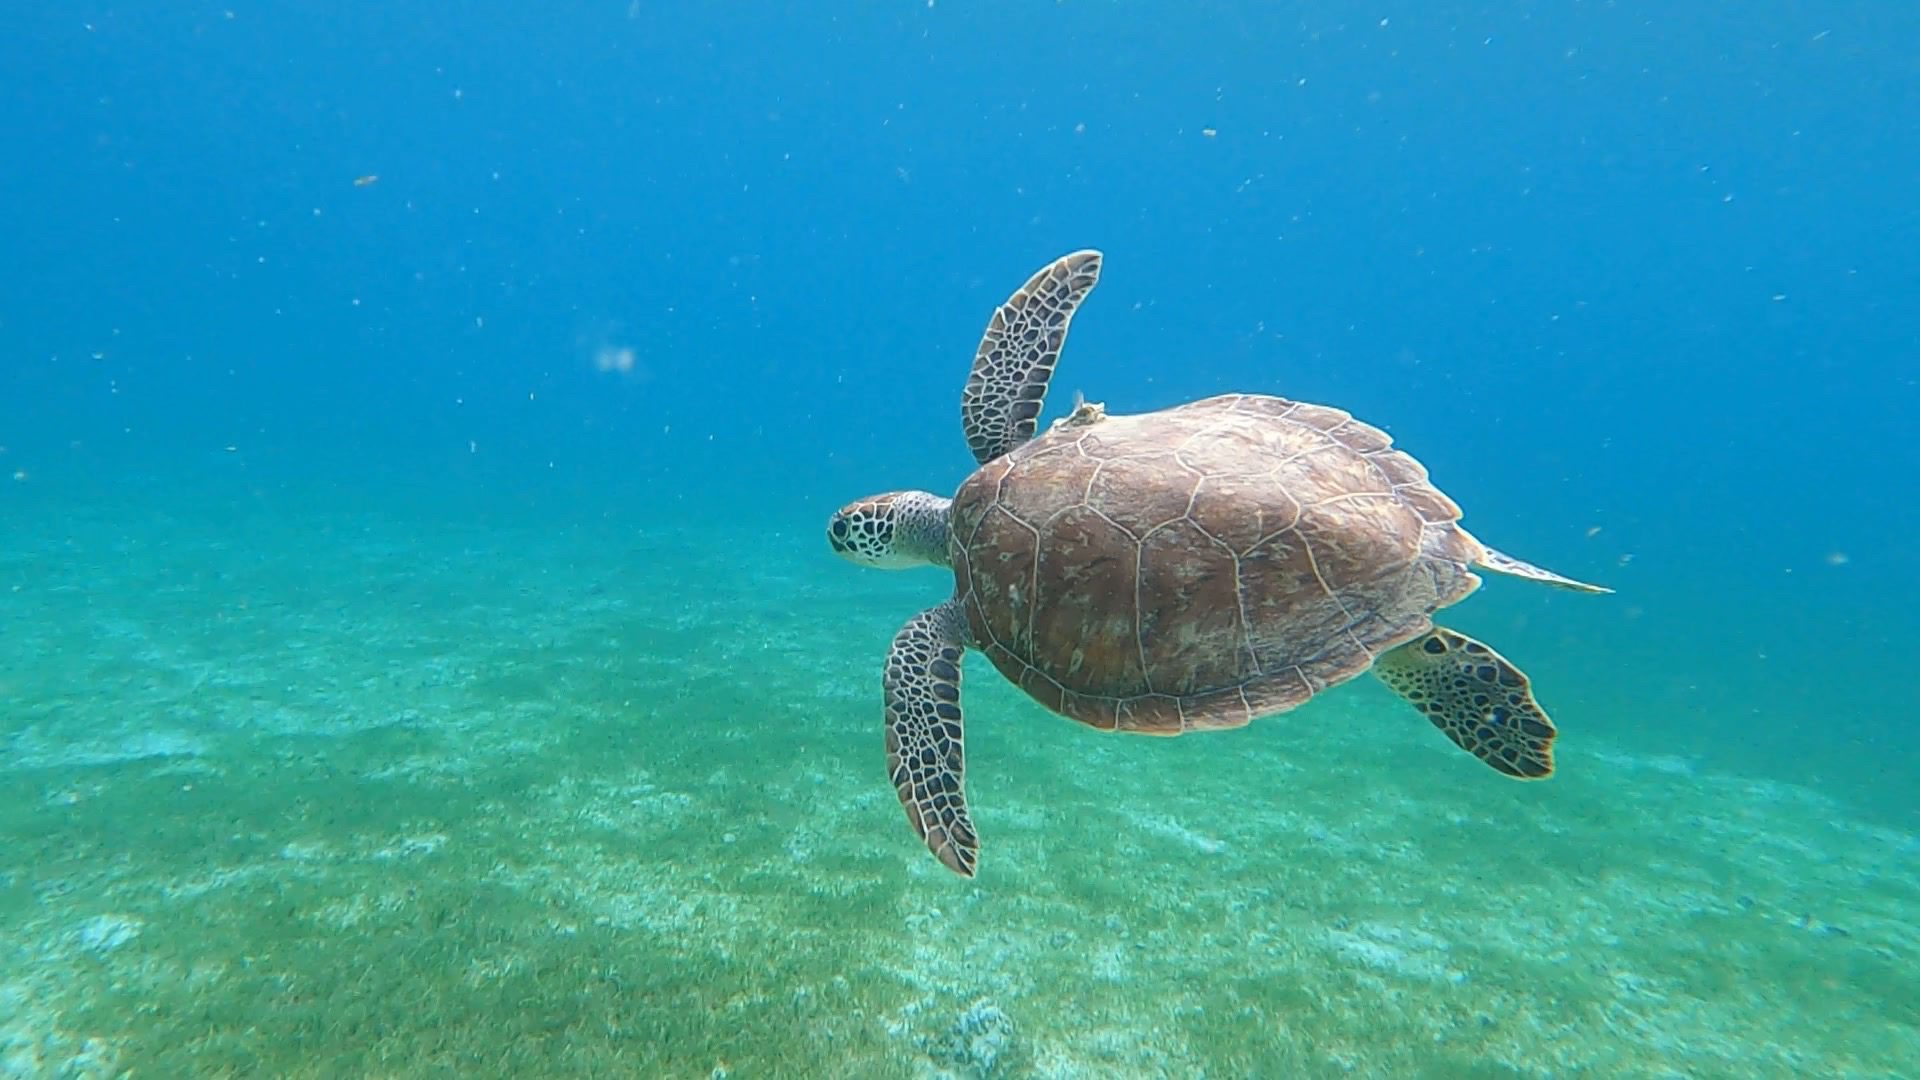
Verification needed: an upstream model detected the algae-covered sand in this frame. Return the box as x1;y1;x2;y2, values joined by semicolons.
2;491;1914;1077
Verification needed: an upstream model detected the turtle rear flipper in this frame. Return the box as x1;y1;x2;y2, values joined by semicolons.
1374;628;1557;779
884;599;979;876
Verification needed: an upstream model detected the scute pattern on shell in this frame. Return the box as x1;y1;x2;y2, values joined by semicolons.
950;393;1483;734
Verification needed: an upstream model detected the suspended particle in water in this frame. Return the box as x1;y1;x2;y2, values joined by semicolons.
594;345;637;374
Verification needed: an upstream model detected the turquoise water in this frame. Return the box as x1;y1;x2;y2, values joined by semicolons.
4;3;1916;1076
2;478;1913;1075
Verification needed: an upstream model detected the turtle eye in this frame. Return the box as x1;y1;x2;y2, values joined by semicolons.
830;517;849;539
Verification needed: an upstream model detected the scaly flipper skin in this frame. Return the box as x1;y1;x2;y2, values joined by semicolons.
1374;627;1558;778
883;599;978;876
960;250;1103;465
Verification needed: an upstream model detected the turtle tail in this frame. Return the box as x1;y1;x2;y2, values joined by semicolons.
1477;546;1611;594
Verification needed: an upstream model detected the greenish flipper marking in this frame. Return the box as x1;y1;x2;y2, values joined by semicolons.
1374;627;1557;778
884;599;978;876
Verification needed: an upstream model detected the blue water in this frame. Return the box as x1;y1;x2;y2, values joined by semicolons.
3;3;1916;1074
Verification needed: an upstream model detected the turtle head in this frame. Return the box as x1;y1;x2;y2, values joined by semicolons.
828;491;952;570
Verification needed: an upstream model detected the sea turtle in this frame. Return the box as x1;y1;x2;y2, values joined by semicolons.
828;250;1608;877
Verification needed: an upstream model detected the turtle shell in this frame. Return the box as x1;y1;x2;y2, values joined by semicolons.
949;393;1484;734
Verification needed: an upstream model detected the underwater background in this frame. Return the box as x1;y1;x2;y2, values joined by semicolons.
2;3;1915;1076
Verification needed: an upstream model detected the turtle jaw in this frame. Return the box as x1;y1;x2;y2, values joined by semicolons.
828;491;953;570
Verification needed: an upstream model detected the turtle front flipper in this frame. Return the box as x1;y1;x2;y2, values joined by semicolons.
1374;628;1558;779
883;599;979;876
961;250;1103;465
